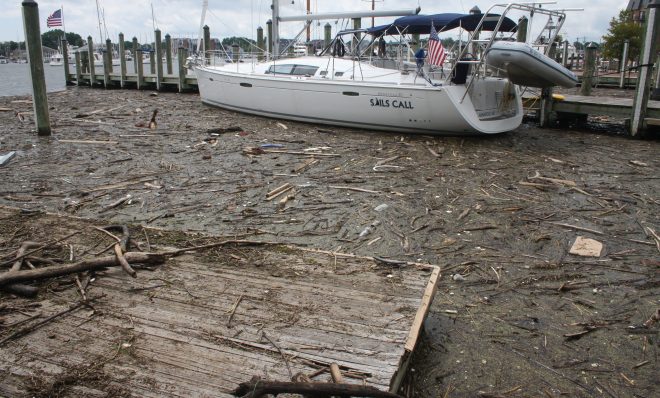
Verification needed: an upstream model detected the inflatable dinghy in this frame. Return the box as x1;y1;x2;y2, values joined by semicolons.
485;41;578;88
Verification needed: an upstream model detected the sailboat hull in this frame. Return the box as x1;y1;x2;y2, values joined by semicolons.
195;65;522;135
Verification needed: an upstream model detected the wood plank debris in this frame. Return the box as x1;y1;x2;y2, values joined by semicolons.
0;208;439;396
569;236;604;257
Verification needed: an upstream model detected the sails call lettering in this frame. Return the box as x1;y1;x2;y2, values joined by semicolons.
369;97;414;109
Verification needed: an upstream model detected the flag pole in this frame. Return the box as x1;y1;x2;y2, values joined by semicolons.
62;5;66;36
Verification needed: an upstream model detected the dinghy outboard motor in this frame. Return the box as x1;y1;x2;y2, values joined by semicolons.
452;55;474;85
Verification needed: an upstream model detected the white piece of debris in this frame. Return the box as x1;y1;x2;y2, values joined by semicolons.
0;151;16;167
629;160;648;167
452;273;465;282
374;204;389;212
569;236;603;257
276;122;288;130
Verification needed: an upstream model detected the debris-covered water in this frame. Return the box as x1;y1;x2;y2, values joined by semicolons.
0;86;658;397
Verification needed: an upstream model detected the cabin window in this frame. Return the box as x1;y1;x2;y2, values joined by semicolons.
265;64;319;76
319;70;328;76
335;72;344;77
292;65;319;76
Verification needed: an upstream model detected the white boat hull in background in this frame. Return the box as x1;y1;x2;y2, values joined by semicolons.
486;41;578;88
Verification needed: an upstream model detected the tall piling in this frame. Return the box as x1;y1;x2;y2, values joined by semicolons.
257;26;264;60
232;43;240;63
562;40;569;67
516;17;528;43
630;0;660;137
104;38;112;87
132;37;139;73
540;42;559;127
619;40;629;88
21;0;50;136
324;23;332;49
87;36;96;86
266;20;273;60
62;39;71;85
580;43;597;96
203;25;211;63
74;51;82;85
155;29;163;90
136;49;144;89
165;33;173;75
652;52;660;100
149;49;155;74
352;18;361;52
80;50;88;74
119;33;127;88
177;47;189;92
411;33;420;54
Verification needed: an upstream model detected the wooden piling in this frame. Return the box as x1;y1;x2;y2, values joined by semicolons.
540;42;558;127
267;20;273;59
87;36;96;86
62;39;71;85
136;49;144;90
165;34;173;75
516;17;528;43
155;29;163;90
74;51;82;85
562;40;569;67
352;18;362;50
257;26;264;60
21;0;50;136
619;40;630;88
232;43;240;63
132;37;139;73
203;25;211;63
104;38;112;88
177;47;189;92
80;50;88;74
652;53;660;100
149;50;155;75
630;0;660;137
580;43;597;96
119;33;126;88
324;23;332;48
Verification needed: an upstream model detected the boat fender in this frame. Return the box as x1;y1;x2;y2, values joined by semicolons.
378;37;386;58
334;41;345;58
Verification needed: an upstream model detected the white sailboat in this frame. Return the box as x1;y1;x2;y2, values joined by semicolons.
194;2;575;135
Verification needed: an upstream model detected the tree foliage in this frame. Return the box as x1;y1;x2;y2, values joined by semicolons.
602;10;643;61
41;29;84;49
221;37;256;52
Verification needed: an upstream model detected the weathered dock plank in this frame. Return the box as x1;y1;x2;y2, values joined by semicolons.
524;93;660;119
0;207;439;397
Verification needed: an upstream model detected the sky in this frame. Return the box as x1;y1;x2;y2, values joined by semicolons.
1;0;631;45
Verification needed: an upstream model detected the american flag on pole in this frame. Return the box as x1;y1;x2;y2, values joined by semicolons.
47;9;63;28
428;22;447;66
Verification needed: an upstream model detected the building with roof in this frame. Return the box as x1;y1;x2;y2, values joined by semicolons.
627;0;651;23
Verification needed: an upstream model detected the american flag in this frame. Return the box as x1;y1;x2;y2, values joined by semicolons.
47;9;63;28
428;23;447;66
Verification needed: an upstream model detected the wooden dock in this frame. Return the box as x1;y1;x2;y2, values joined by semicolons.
525;94;660;120
0;207;440;397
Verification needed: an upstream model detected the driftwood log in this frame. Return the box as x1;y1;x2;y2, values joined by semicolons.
231;377;402;398
0;252;164;286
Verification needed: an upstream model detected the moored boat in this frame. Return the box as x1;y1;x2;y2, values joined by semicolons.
195;2;572;135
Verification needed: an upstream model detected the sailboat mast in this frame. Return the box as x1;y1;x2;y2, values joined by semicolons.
198;0;208;54
95;0;104;45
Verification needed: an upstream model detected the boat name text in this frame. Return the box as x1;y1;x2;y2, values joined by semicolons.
370;98;414;109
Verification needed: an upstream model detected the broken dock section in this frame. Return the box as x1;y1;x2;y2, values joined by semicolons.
0;208;440;397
